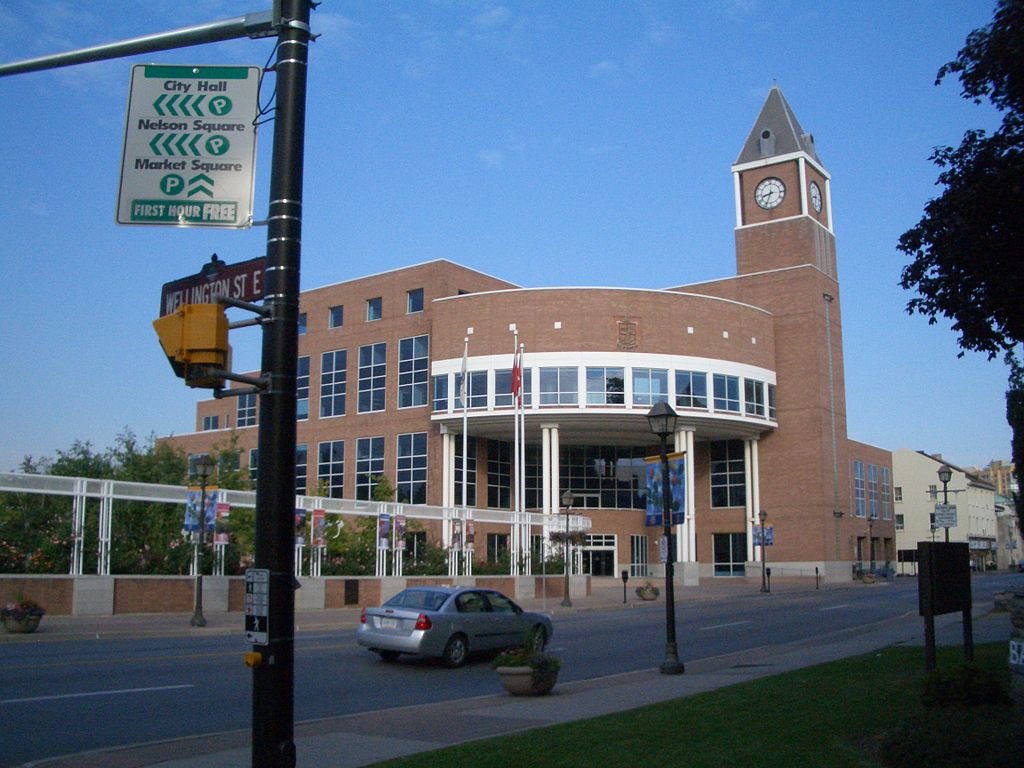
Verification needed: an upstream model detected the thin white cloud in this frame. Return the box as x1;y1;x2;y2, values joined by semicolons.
589;60;620;82
477;149;505;168
471;6;514;31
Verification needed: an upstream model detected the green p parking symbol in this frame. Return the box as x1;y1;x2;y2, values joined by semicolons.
209;95;232;116
206;135;230;156
160;174;185;195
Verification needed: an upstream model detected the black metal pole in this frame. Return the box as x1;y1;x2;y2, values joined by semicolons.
191;480;208;627
943;479;950;543
660;435;684;674
252;3;309;767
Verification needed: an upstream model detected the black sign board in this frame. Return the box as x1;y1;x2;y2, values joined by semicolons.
918;541;971;616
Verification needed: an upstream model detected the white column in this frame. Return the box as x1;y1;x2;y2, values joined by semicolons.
676;429;697;563
745;439;755;562
541;425;551;519
751;437;761;557
549;424;560;517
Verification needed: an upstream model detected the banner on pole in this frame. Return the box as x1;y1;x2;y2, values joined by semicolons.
644;452;685;527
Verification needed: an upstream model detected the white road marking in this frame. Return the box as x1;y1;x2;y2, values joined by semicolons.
1;684;193;706
820;604;850;612
699;620;753;631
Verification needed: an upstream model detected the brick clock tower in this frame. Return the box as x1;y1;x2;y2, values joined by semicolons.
732;85;837;280
680;85;854;574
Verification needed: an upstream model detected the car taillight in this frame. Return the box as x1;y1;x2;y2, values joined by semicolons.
414;613;432;631
360;608;367;624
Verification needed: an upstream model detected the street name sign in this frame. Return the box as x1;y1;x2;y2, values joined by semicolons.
159;256;266;316
118;64;260;227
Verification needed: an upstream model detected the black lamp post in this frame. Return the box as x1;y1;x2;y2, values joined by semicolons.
646;401;685;675
190;455;216;627
759;510;769;593
560;490;574;607
937;464;952;543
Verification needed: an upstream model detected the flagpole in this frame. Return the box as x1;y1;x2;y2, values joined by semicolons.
519;342;527;573
461;336;469;511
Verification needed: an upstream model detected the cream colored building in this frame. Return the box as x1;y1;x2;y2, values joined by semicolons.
893;449;1000;573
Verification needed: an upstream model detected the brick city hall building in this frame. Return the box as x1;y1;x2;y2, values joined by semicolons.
165;87;894;583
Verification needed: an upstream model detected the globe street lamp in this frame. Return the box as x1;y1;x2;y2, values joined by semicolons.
646;401;685;675
190;455;217;627
937;464;953;543
560;490;574;608
759;510;769;593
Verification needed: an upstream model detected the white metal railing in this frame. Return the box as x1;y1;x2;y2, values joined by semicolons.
0;472;590;577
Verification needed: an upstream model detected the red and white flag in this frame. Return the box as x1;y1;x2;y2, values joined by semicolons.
511;345;522;402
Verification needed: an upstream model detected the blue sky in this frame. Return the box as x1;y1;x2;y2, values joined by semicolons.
0;0;1011;473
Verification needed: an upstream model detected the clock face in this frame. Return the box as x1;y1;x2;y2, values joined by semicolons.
810;181;822;213
754;177;785;209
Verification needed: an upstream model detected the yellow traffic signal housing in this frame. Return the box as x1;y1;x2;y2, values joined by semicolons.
153;303;231;389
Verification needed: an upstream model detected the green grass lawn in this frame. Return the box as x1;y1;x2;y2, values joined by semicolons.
370;643;1013;768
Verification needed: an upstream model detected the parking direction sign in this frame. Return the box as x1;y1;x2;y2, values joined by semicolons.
118;64;260;228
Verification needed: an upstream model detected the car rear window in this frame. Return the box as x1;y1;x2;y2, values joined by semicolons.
385;590;449;611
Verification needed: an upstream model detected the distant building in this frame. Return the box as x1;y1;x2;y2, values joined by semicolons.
892;449;1000;573
162;87;894;582
978;459;1018;499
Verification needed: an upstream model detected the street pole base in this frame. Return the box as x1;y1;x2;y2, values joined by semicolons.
560;599;572;608
660;659;685;675
190;614;207;627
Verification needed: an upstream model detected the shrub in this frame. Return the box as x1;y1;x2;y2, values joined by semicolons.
879;707;1024;768
920;663;1011;708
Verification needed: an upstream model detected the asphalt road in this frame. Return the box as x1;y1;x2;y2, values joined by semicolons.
2;573;1020;767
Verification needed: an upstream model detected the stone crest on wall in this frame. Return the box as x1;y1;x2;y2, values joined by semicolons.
617;318;639;350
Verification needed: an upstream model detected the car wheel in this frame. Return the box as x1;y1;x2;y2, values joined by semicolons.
527;625;547;651
378;650;400;662
441;634;469;668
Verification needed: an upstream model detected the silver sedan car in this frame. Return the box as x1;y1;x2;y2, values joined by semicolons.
356;586;553;667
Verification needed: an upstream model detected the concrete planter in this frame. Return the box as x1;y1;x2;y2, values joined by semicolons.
495;666;558;696
2;614;42;634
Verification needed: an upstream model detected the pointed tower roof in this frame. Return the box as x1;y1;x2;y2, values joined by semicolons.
735;85;822;166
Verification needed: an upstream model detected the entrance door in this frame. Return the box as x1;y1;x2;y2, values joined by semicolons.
630;534;649;577
583;534;616;577
713;532;746;576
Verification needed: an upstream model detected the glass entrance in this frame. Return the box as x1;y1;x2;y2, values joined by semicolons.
583;534;616;577
713;532;746;576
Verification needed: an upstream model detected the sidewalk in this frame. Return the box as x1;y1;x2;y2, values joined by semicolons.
15;579;1013;768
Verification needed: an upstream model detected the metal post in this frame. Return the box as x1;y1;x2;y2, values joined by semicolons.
660;434;684;674
252;3;310;767
942;477;950;543
561;496;572;608
191;476;208;627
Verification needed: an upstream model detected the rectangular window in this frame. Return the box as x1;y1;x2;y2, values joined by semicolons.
398;335;429;409
320;349;347;418
406;288;424;314
295;444;308;496
488;440;512;509
248;449;258;484
586;367;625;405
317;440;344;498
630;534;649;578
713;532;747;577
895;514;904;531
853;460;866;518
868;464;879;519
237;393;257;427
298;313;307;335
297;356;310;420
632;368;668;406
329;305;343;328
366;297;382;321
744;379;765;417
432;374;449;411
495;368;533;407
539;367;578;405
396;432;427;504
767;383;777;419
356;436;385;500
881;467;893;520
455;370;488;409
713;374;740;413
675;370;708;409
202;415;219;431
710;440;746;508
454;435;476;506
358;342;387;413
894;486;903;503
487;533;509;564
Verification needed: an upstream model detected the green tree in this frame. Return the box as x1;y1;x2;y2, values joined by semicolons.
898;0;1024;497
898;0;1024;361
